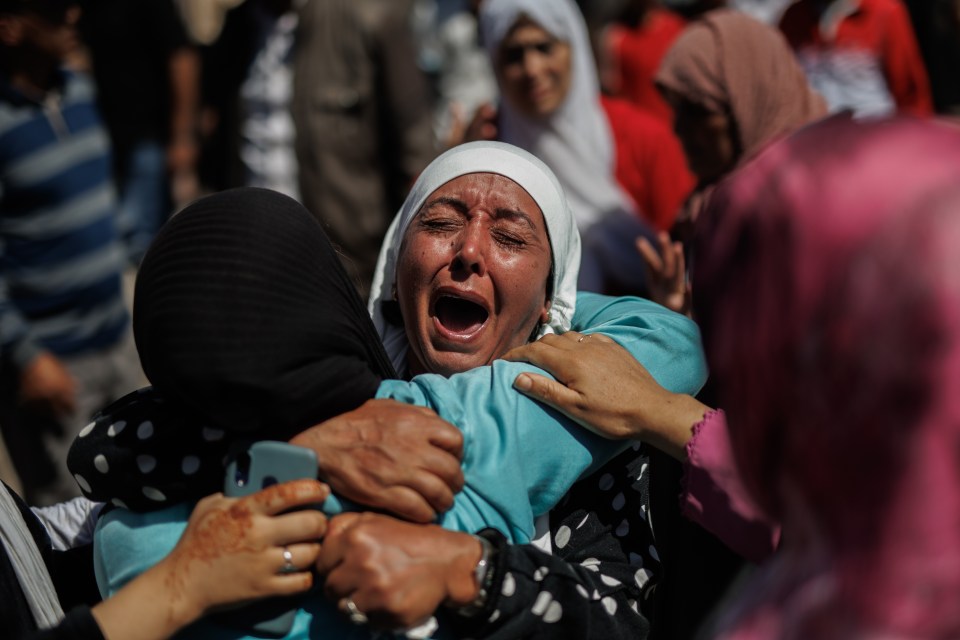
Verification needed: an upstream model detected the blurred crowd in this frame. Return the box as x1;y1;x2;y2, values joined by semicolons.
2;0;960;638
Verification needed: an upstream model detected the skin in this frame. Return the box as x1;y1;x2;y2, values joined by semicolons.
504;331;711;461
662;87;737;185
289;399;464;524
636;231;690;316
495;20;573;119
318;513;481;629
395;172;553;378
91;479;329;640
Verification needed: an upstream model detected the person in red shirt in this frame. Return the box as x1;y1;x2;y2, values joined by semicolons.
779;0;933;117
600;0;687;125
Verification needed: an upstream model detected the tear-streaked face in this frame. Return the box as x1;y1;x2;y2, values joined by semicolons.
396;172;553;377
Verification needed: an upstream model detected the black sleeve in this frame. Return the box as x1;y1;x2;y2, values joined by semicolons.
20;607;105;640
446;449;659;640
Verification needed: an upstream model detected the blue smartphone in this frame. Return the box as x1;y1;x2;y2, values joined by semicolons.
216;441;320;638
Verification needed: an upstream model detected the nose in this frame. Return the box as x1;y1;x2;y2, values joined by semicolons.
521;48;544;78
451;222;486;277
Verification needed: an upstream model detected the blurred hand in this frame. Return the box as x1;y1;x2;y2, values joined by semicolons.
164;479;330;618
637;231;690;315
289;399;464;523
19;352;77;417
462;103;498;143
503;331;709;460
318;512;480;630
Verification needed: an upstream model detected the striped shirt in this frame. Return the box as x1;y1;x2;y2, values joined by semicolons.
0;70;128;369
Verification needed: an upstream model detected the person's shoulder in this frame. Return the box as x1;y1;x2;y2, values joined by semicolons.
857;0;911;18
601;95;674;139
649;7;687;33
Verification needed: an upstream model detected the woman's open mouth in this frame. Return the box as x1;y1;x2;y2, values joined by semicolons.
433;294;490;339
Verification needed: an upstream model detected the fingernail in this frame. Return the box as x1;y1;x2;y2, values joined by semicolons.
514;375;531;391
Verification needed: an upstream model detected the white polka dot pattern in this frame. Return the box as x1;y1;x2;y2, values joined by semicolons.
502;572;516;597
142;486;166;501
181;455;200;475
612;492;625;511
136;421;154;440
202;427;225;441
598;473;614;491
137;455;157;474
601;596;618;615
107;420;126;437
600;574;622;587
615;519;629;537
93;455;109;474
78;422;96;438
635;568;653;588
74;474;91;493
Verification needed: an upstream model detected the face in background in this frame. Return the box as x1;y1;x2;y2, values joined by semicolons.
663;88;738;185
0;0;81;62
496;18;573;119
395;172;553;377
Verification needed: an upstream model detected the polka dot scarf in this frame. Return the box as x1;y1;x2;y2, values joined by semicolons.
68;187;396;511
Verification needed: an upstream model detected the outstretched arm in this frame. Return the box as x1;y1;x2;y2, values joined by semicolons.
504;330;708;460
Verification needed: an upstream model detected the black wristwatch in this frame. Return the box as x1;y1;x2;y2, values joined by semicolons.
455;529;503;618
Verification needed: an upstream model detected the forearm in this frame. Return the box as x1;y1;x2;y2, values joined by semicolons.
633;391;710;462
168;47;200;146
680;409;780;563
90;559;200;640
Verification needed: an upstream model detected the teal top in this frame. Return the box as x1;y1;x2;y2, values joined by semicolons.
94;293;706;639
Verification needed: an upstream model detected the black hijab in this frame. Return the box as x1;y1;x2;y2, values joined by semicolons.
68;188;396;509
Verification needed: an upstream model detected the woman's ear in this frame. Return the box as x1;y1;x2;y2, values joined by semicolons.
540;299;552;325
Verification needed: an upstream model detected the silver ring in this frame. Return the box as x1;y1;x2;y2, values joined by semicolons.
344;599;368;625
280;546;296;574
578;334;591;343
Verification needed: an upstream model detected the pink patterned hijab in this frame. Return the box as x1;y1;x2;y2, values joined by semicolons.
656;9;827;165
693;116;960;638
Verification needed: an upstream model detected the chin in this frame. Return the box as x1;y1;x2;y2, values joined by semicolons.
426;352;487;378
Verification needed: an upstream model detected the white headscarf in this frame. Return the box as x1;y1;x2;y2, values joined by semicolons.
480;0;652;291
479;0;654;292
368;140;581;374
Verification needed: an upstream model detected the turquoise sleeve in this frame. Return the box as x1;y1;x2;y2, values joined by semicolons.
570;291;708;394
376;292;707;544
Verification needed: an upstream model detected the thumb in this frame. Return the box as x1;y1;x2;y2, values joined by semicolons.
513;373;582;415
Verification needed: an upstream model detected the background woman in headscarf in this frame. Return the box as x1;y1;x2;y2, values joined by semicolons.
503;116;960;638
467;0;694;294
639;8;827;314
75;166;705;638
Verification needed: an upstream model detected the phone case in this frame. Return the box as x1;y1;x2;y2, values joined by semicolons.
216;441;320;638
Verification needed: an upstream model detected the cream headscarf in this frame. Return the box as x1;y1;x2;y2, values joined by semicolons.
479;0;654;292
368;141;581;374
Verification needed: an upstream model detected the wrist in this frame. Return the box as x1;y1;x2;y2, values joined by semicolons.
447;529;503;618
443;532;485;609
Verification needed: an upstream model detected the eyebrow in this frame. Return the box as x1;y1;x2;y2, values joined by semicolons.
422;197;541;232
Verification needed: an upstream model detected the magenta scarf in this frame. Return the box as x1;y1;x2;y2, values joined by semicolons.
693;116;960;638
